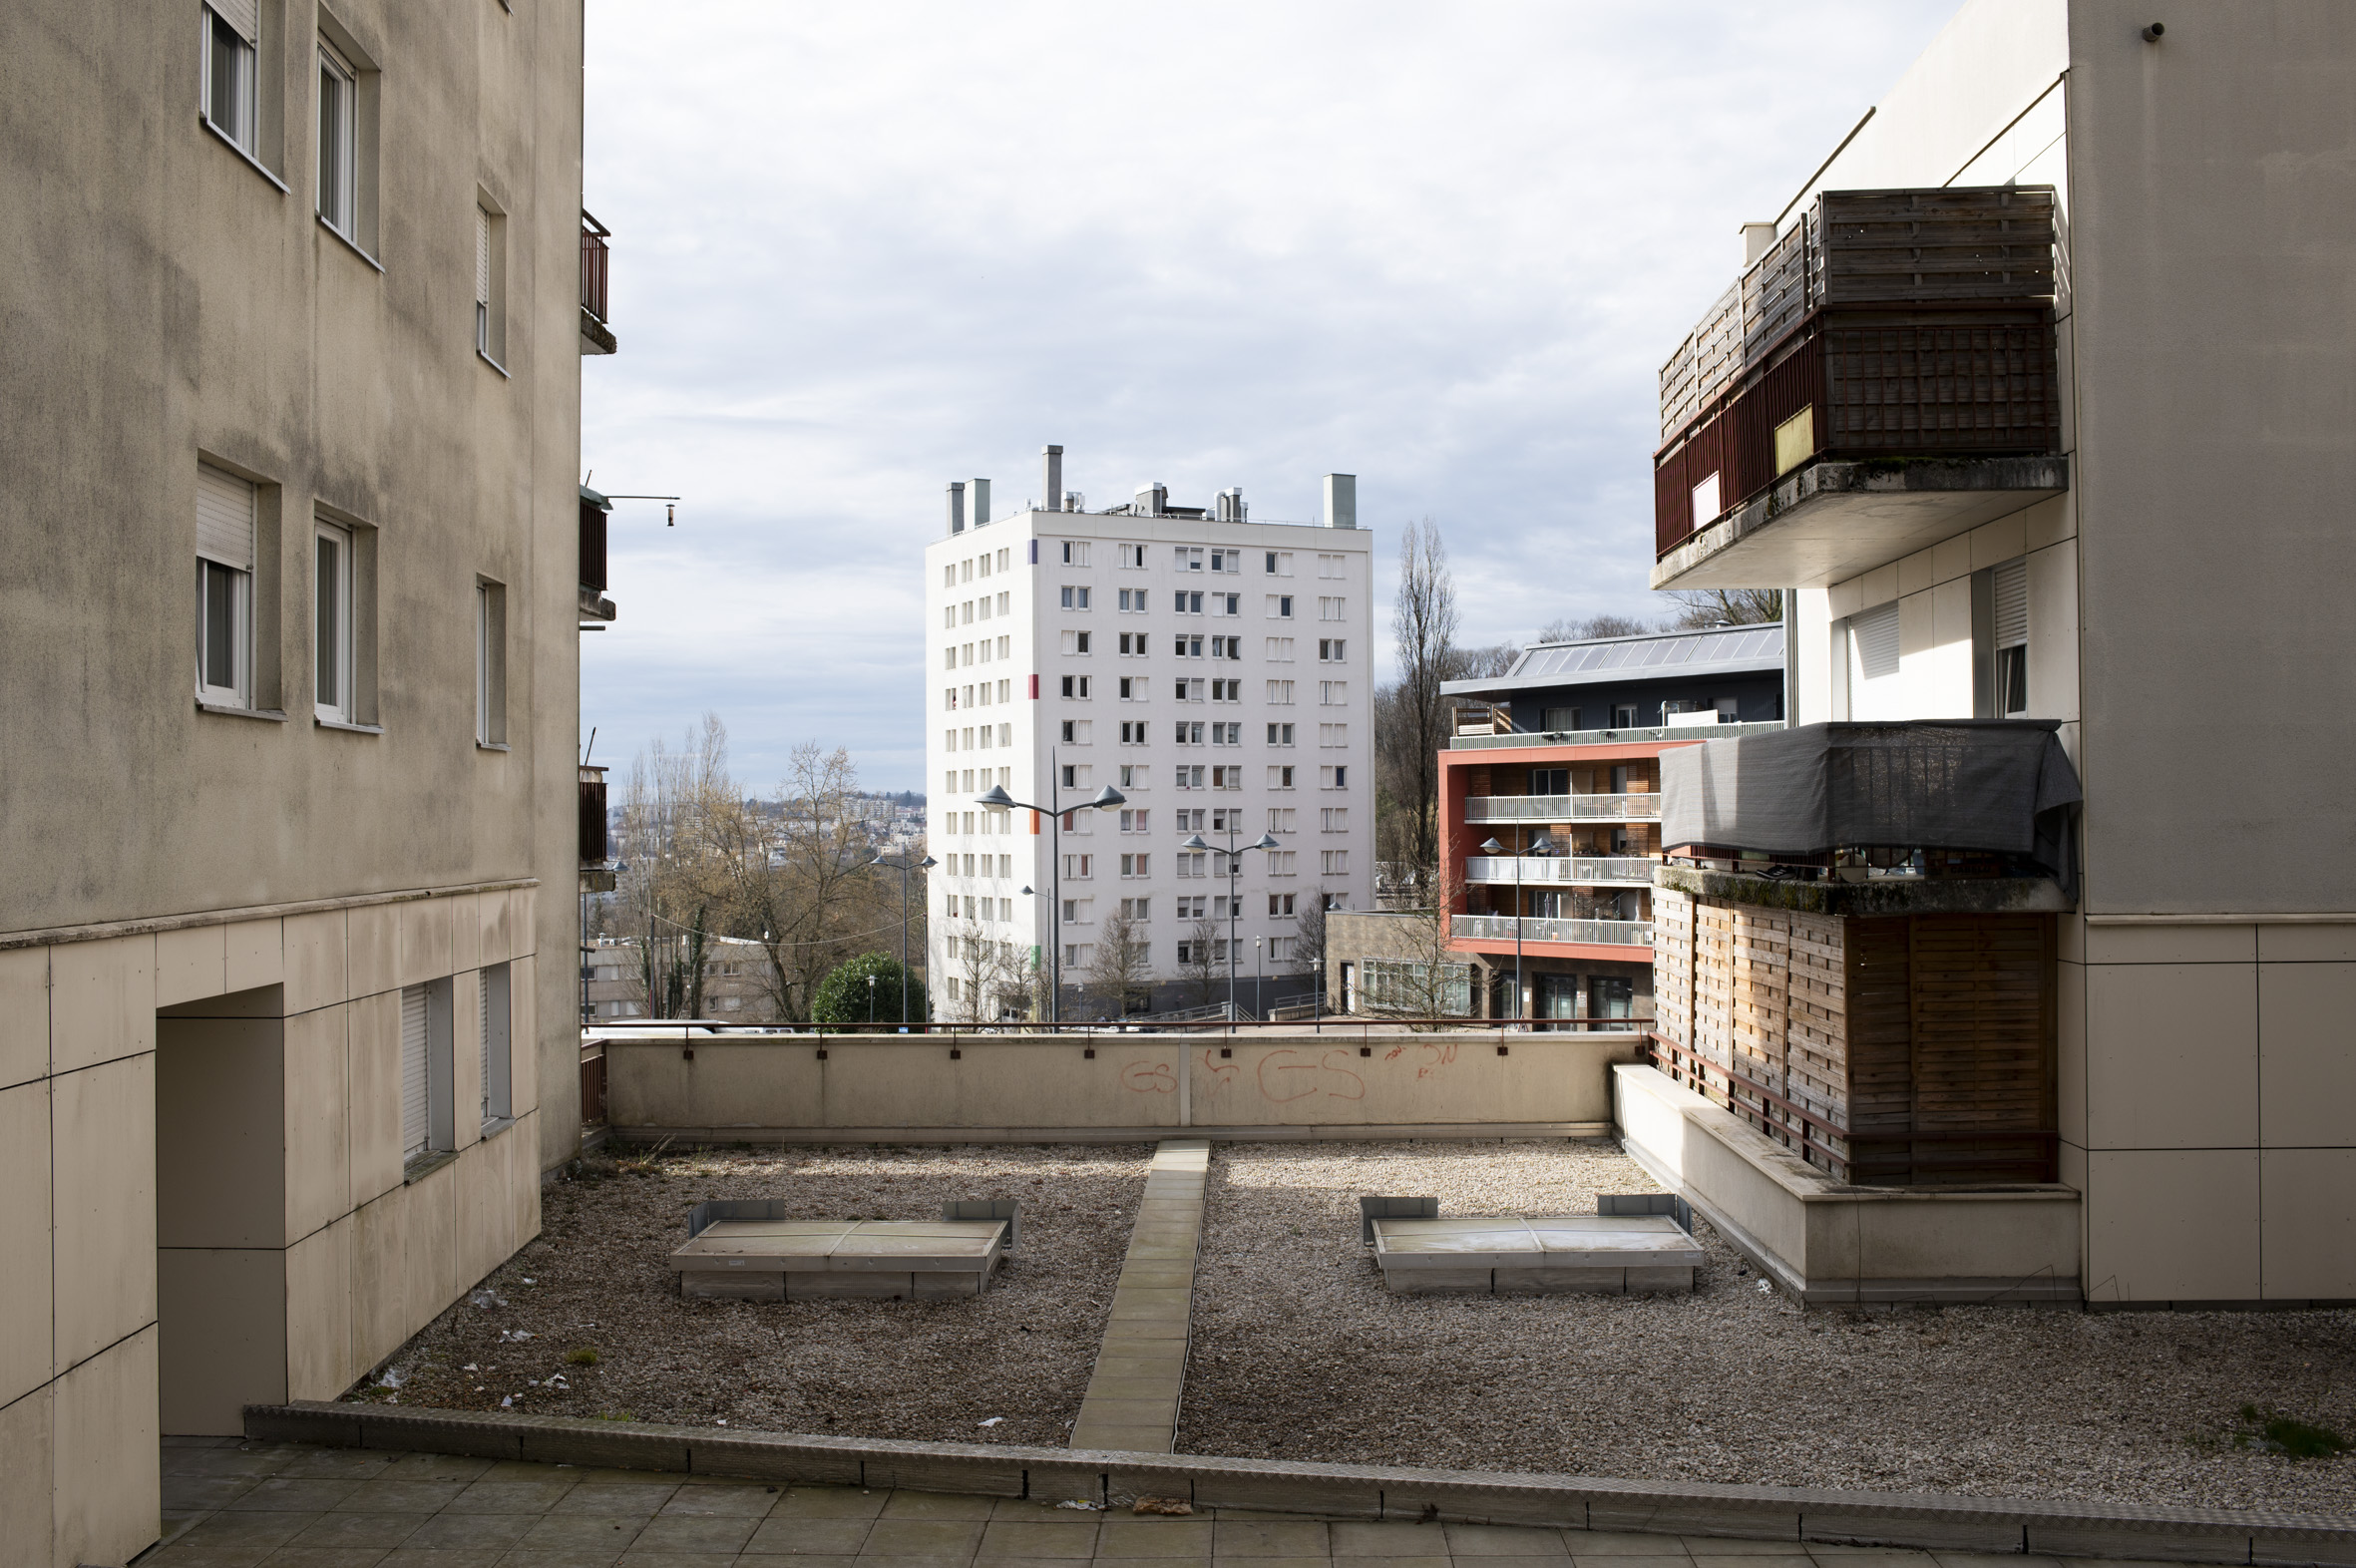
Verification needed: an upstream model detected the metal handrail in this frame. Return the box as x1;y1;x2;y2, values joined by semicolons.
1465;793;1661;821
1463;855;1658;886
1449;914;1654;947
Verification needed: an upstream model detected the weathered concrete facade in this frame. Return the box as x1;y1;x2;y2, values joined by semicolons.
0;1;588;1557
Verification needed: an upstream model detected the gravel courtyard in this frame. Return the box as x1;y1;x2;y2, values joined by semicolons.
358;1144;1147;1445
1179;1139;2356;1512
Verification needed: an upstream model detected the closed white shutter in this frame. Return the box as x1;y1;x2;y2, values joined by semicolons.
196;464;255;571
207;0;258;43
1852;600;1900;680
400;984;429;1158
1993;559;2029;650
475;207;492;305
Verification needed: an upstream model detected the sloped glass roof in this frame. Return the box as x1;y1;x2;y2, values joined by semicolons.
1506;624;1781;678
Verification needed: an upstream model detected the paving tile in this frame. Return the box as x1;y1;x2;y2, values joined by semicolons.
336;1480;476;1512
227;1477;367;1512
1332;1557;1451;1568
1332;1522;1452;1556
654;1483;780;1516
401;1512;539;1550
627;1514;766;1553
518;1515;652;1551
1445;1525;1571;1558
851;1555;991;1568
744;1518;878;1554
378;1454;497;1482
776;1487;893;1520
1083;1559;1212;1568
258;1549;399;1567
879;1493;997;1522
165;1445;288;1477
284;1513;434;1550
139;1545;279;1568
1688;1547;1810;1559
862;1520;986;1557
977;1519;1105;1558
451;1481;583;1514
177;1512;323;1551
1083;1377;1184;1401
1212;1520;1331;1557
551;1484;683;1517
378;1551;507;1568
1570;1535;1694;1557
610;1552;741;1568
494;1550;624;1568
1094;1519;1213;1557
1802;1554;1932;1568
1205;1557;1328;1568
1928;1558;2063;1568
277;1450;405;1479
167;1471;266;1510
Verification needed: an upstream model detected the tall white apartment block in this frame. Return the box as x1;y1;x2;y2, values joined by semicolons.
925;450;1374;1019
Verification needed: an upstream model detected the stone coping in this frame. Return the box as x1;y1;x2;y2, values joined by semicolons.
604;1122;1617;1145
244;1401;2356;1564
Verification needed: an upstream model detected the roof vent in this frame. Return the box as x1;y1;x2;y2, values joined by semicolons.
1041;446;1062;513
946;481;966;535
1322;474;1357;530
1134;482;1167;518
1215;487;1247;523
970;477;990;528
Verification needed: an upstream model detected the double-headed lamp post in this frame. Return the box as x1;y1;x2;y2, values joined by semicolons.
1481;832;1551;1027
1181;830;1281;1021
866;851;936;1028
977;777;1125;1024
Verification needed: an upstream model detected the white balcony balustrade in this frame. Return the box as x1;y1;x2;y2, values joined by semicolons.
1462;855;1658;887
1464;792;1661;823
1450;914;1654;948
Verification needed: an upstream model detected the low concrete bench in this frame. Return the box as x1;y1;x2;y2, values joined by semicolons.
1369;1214;1703;1296
669;1200;1014;1301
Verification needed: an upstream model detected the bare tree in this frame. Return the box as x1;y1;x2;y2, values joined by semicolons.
1659;588;1782;628
1385;519;1458;879
1084;913;1152;1018
1539;612;1653;642
1181;917;1222;1008
1363;866;1474;1030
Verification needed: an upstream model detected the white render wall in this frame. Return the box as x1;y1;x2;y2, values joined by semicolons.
925;506;1374;1015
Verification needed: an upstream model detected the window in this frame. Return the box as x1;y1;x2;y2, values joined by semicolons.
1209;635;1241;660
479;963;512;1128
196;464;256;707
1319;638;1347;662
1060;585;1091;609
1118;588;1149;611
1210;548;1242;574
1211;722;1241;746
474;200;507;365
944;564;957;588
1060;674;1090;698
1177;852;1208;879
1266;551;1292;576
201;2;259;155
1118;764;1148;788
997;548;1011;571
1062;899;1093;924
1266;723;1294;745
475;581;507;746
1060;720;1091;744
1119;720;1149;744
1269;594;1294;618
961;560;973;583
1175;765;1205;789
400;979;454;1166
1319;722;1348;747
1063;944;1094;968
1529;768;1569;796
996;593;1010;616
1120;897;1151;921
314;522;353;722
1119;809;1151;832
1269;893;1296;917
1320;850;1349;875
1061;630;1092;654
1851;599;1901;682
1211;679;1241;702
1320;680;1349;705
1120;853;1151;878
962;600;975;623
1174;678;1204;701
1267;637;1295;661
1263;680;1291;705
1175;636;1203;658
1118;544;1147;569
1061;541;1091;566
316;39;359;239
1318;596;1346;621
1322;808;1349;831
1542;706;1580;731
1993;559;2029;716
978;553;991;579
1176;547;1203;572
1174;809;1205;832
943;607;957;631
1267;850;1297;876
1119;632;1148;656
1211;765;1242;790
1175;721;1203;744
1060;763;1090;788
1611;704;1639;728
1213;592;1240;615
1268;808;1296;832
1269;765;1295;789
1063;854;1093;879
1321;765;1349;789
1175;590;1204;614
1318;554;1347;579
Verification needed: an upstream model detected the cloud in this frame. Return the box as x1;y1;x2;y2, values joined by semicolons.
581;0;1961;790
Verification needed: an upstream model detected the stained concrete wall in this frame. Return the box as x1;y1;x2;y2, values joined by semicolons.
605;1029;1646;1137
0;0;586;1556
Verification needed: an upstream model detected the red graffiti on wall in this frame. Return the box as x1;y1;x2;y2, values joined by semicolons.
1121;1059;1177;1094
1255;1047;1366;1103
1382;1040;1459;1080
1199;1048;1240;1090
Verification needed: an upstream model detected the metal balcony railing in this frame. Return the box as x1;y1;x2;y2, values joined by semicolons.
1464;792;1661;823
1463;855;1659;887
581;210;611;322
1451;914;1655;948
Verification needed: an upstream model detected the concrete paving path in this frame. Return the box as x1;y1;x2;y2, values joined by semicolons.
159;1435;2134;1568
1066;1137;1210;1453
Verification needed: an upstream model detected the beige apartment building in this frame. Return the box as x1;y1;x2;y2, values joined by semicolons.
1644;0;2356;1305
0;2;601;1559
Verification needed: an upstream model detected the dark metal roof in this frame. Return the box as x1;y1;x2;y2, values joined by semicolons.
1442;622;1784;698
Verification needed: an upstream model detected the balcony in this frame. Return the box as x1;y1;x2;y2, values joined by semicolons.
580;764;614;892
579;486;616;622
1451;914;1654;949
580;210;616;355
1652;188;2063;590
1464;855;1658;888
1465;792;1660;824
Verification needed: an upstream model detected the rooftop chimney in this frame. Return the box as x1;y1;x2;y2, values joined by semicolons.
947;481;966;535
1215;487;1247;523
1041;446;1063;513
1135;482;1167;517
1322;474;1357;530
970;478;991;528
1741;221;1776;267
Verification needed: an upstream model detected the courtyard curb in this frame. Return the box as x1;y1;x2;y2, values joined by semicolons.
244;1401;2356;1566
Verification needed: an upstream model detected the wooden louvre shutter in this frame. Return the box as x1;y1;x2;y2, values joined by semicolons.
400;983;429;1158
196;464;255;571
1993;559;2029;651
207;0;259;43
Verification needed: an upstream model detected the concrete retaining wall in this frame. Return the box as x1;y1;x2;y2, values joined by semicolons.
1613;1064;2083;1305
605;1030;1645;1140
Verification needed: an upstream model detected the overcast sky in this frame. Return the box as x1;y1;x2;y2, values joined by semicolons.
580;0;1961;794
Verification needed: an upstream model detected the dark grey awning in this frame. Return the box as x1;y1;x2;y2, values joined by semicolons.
1661;721;2081;877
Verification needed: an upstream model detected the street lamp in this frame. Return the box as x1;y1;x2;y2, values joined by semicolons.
977;766;1125;1024
1482;832;1551;1028
867;851;937;1029
1180;829;1280;1023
